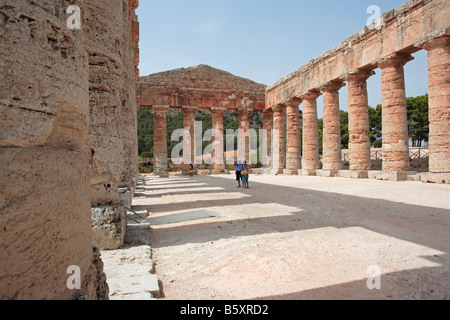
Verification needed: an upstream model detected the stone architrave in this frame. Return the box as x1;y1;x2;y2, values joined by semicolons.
378;53;414;177
285;100;302;175
153;105;170;177
262;109;274;169
300;90;321;176
320;81;345;177
272;105;286;173
182;106;198;170
419;36;450;174
211;107;227;173
345;70;375;179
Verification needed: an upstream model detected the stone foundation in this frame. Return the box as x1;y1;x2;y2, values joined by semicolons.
92;205;127;250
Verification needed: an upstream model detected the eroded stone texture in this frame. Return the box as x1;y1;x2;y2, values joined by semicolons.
300;91;321;176
92;205;127;250
421;36;450;173
272;105;286;172
211;107;226;172
379;53;413;173
0;0;94;300
346;70;374;177
182;107;197;169
285;101;301;175
84;0;125;207
321;82;345;175
262;109;273;168
153;106;169;177
238;109;251;164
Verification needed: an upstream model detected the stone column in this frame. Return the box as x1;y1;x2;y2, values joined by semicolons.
153;105;170;177
346;70;374;179
238;109;251;164
272;105;286;173
182;106;197;171
378;53;413;179
211;107;227;173
262;109;274;170
285;101;302;175
300;90;321;176
420;36;450;174
321;81;345;177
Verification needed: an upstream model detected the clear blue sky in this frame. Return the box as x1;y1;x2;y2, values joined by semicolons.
137;0;429;118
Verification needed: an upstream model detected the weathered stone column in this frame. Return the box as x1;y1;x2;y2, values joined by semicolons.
153;105;170;177
378;53;413;179
262;109;274;169
272;105;286;173
346;70;374;178
211;107;226;173
285;100;302;175
321;81;345;177
420;36;450;174
182;106;197;171
300;91;321;176
238;108;251;164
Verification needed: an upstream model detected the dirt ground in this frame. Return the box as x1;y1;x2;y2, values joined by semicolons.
133;174;450;300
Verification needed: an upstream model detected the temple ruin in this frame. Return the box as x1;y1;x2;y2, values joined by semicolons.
0;0;449;301
1;0;140;299
265;0;449;182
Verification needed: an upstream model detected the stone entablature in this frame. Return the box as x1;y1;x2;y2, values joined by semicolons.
139;65;266;111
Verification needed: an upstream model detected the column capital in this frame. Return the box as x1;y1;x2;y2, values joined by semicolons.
152;105;170;113
210;106;227;114
378;52;414;69
343;69;375;82
299;89;321;100
181;106;198;111
284;97;303;107
417;35;450;51
319;80;346;93
263;108;273;115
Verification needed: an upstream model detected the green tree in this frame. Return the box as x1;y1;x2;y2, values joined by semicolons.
369;104;382;148
407;94;429;147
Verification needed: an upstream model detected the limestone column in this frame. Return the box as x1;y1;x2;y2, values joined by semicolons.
182;106;197;171
300;90;321;176
346;70;374;178
211;107;226;173
321;81;345;177
272;105;286;173
285;101;302;175
153;105;170;177
378;53;414;177
262;109;274;169
420;36;450;174
238;109;251;164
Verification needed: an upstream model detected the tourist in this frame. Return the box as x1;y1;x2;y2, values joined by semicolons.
188;164;193;177
234;160;243;187
241;161;249;189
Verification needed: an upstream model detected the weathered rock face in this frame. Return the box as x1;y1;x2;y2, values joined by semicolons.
0;0;139;299
84;0;140;249
0;0;92;300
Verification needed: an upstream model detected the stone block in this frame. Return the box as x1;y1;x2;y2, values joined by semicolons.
349;170;369;179
321;169;339;177
421;173;450;184
338;170;350;178
92;205;127;250
388;171;408;182
302;169;317;176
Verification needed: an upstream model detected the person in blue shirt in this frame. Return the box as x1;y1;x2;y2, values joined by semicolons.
241;161;249;189
234;160;243;188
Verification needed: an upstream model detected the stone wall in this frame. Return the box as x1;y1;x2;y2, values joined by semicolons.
0;0;139;299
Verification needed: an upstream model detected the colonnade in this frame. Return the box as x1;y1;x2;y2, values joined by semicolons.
266;36;449;179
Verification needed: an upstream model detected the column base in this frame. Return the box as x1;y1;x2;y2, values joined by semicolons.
387;171;408;182
211;169;225;175
320;169;340;177
271;168;285;175
91;205;126;250
118;187;131;209
420;172;450;184
302;169;317;176
283;169;299;175
152;170;169;178
349;170;369;179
